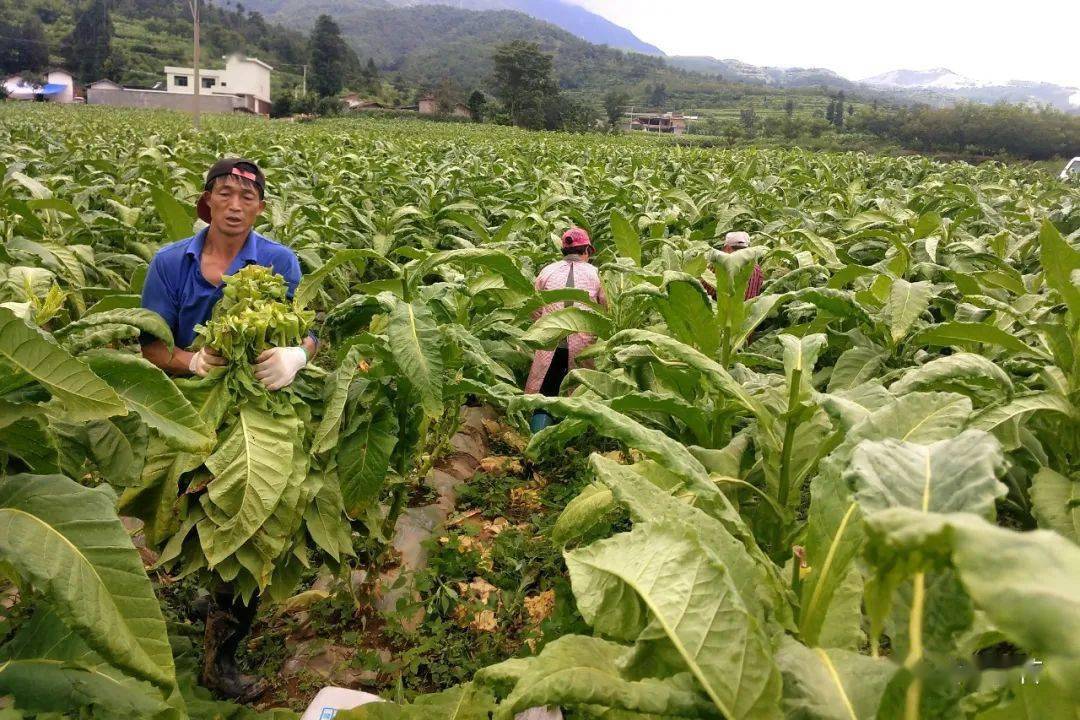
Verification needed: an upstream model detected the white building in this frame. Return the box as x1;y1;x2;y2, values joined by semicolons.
163;54;272;115
44;69;74;103
3;69;75;103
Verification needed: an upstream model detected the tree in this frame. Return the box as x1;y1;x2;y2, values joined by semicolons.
62;0;114;82
0;16;50;73
739;105;758;136
647;82;668;108
362;57;379;91
309;14;347;97
433;75;459;114
784;98;795;118
825;100;836;124
603;90;629;130
833;91;845;129
466;90;487;122
490;41;560;130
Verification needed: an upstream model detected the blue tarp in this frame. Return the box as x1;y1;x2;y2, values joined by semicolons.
40;83;68;96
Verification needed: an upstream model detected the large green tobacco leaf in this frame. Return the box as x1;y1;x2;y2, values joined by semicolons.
610;209;642;266
884;279;932;343
295;248;402;309
200;402;302;566
849;430;1007;516
591;455;794;629
609;391;711;443
337;682;495;719
864;509;1080;698
57;308;175;349
338;401;399;518
910;321;1048;359
889;353;1014;404
81;349;213;454
0;306;125;421
827;346;886;393
973;671;1080;720
0;405;60;473
312;347;365;454
832;391;973;467
1038;220;1080;317
0;474;177;692
516;395;713;493
388;298;444;418
150;185;194;242
550;481;614;547
608;329;775;433
780;332;826;395
522;306;613;346
52;415;148;487
411;247;534;294
0;609;176;716
970;391;1076;431
566;522;783;720
799;473;865;648
304;466;354;562
774;636;893;719
1030;467;1080;544
478;635;720;719
652;275;719;357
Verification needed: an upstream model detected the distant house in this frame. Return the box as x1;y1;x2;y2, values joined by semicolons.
3;75;34;100
44;69;75;103
88;79;123;91
415;95;470;117
418;94;437;115
629;112;688;135
3;69;76;103
343;94;389;111
88;54;273;116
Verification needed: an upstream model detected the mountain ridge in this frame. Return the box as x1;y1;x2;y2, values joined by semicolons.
238;0;1079;112
385;0;665;55
860;67;1080;110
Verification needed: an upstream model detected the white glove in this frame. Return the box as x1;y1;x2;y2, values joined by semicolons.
253;346;308;391
188;346;226;377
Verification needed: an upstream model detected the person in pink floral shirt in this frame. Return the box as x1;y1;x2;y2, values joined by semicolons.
702;231;765;300
525;227;607;432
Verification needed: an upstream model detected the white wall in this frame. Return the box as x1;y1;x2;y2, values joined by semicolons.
165;67;224;95
46;70;74;103
222;56;271;104
162;59;269;104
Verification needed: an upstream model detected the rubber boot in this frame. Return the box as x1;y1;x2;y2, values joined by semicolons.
529;409;556;434
201;592;268;702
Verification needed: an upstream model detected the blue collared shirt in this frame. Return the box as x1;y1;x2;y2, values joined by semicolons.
140;228;303;349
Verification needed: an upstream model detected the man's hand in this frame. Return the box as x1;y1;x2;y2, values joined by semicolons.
253;346;307;391
189;346;227;377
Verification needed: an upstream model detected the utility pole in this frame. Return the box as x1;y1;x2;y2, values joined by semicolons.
189;0;201;131
301;64;307;97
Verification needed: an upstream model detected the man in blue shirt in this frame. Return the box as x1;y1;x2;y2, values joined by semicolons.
141;158;316;389
140;158;316;700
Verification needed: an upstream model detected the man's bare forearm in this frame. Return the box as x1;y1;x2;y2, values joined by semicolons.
142;340;195;375
302;335;319;361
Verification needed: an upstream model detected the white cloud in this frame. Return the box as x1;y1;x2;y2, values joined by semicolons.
563;0;1079;88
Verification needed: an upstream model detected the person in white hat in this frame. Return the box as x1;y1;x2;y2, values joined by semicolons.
723;230;751;251
702;231;764;300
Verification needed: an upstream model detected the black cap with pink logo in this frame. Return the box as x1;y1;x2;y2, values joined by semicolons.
196;158;265;223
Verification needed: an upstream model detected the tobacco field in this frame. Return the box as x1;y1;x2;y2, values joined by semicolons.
0;104;1079;720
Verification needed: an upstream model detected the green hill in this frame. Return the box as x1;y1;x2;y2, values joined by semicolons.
240;0;859;109
2;0;884;118
0;0;309;90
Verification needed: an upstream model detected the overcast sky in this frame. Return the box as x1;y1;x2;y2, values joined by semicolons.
565;0;1079;88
